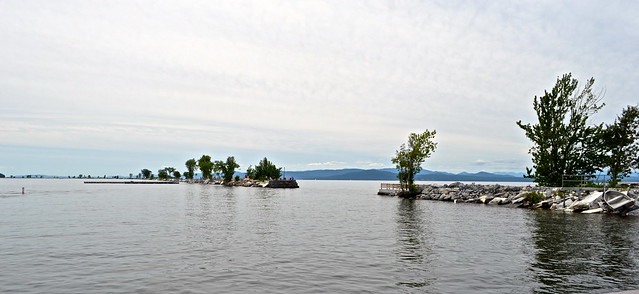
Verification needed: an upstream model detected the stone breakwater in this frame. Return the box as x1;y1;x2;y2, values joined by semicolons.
181;178;299;188
379;182;639;213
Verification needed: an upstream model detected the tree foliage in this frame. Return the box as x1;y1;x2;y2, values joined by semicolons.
247;157;282;180
185;158;197;179
141;168;152;179
219;156;240;183
516;73;604;187
392;130;437;192
158;168;169;179
213;160;224;179
198;155;214;179
602;105;639;186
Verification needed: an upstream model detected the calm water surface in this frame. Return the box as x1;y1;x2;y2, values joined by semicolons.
1;179;638;293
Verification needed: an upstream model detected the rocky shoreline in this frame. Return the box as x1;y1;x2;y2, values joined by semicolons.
181;178;299;188
379;182;639;214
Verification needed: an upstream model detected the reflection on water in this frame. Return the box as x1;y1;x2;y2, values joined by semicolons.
4;179;639;293
529;211;639;293
394;199;435;289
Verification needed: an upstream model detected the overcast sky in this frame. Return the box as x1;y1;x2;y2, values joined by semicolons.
1;0;638;176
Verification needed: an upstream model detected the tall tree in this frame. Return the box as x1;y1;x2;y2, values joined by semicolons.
141;169;152;179
603;105;639;186
158;168;169;179
252;157;282;180
164;167;176;178
213;160;224;179
220;156;240;184
198;155;214;179
516;73;604;187
392;130;437;194
185;158;197;179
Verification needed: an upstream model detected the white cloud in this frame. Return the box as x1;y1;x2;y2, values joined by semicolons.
1;0;637;175
307;161;345;167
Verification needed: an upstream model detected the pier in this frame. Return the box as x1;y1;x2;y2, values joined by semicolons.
378;183;431;195
84;181;178;184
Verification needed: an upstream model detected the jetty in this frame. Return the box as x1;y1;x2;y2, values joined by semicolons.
265;179;299;188
378;182;639;215
84;181;178;184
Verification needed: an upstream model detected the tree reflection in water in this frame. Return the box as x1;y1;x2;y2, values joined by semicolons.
529;211;639;293
394;199;435;289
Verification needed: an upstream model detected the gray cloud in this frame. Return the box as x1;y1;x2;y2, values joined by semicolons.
1;0;637;175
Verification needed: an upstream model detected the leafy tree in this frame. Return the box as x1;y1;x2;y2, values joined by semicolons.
251;157;282;180
392;130;437;193
220;156;240;183
198;155;214;179
185;158;197;179
213;160;224;179
602;105;639;186
0;173;5;178
164;167;176;178
141;169;152;179
245;165;256;179
158;168;169;179
173;171;181;179
516;73;604;187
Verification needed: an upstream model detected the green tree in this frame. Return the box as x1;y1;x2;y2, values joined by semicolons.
245;165;256;179
252;157;282;180
158;168;169;179
220;156;240;183
198;155;214;179
141;169;152;179
516;73;604;187
173;170;181;179
164;167;176;178
185;158;197;179
392;130;437;194
213;160;224;179
602;105;639;186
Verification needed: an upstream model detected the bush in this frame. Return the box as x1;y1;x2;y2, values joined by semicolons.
524;191;545;204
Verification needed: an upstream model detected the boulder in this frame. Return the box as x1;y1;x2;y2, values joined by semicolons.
535;199;554;209
488;197;508;205
478;195;492;204
568;191;603;212
582;208;604;214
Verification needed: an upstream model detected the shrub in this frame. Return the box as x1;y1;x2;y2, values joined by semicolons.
524;191;545;204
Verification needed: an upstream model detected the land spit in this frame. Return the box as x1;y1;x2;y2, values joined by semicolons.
182;178;299;188
378;182;639;214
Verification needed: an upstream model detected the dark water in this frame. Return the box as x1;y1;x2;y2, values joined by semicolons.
1;179;638;293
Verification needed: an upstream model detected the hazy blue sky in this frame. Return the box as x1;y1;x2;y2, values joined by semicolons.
1;0;638;176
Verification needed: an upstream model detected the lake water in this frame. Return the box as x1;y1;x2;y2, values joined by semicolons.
1;179;639;293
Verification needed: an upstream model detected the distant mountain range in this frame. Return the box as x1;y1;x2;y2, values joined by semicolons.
6;169;638;183
282;168;534;182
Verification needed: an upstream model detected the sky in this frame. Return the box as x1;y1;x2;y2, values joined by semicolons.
1;0;638;177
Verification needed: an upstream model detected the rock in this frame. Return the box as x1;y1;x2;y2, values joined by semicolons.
568;191;603;212
581;208;604;214
536;199;553;209
488;197;508;205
